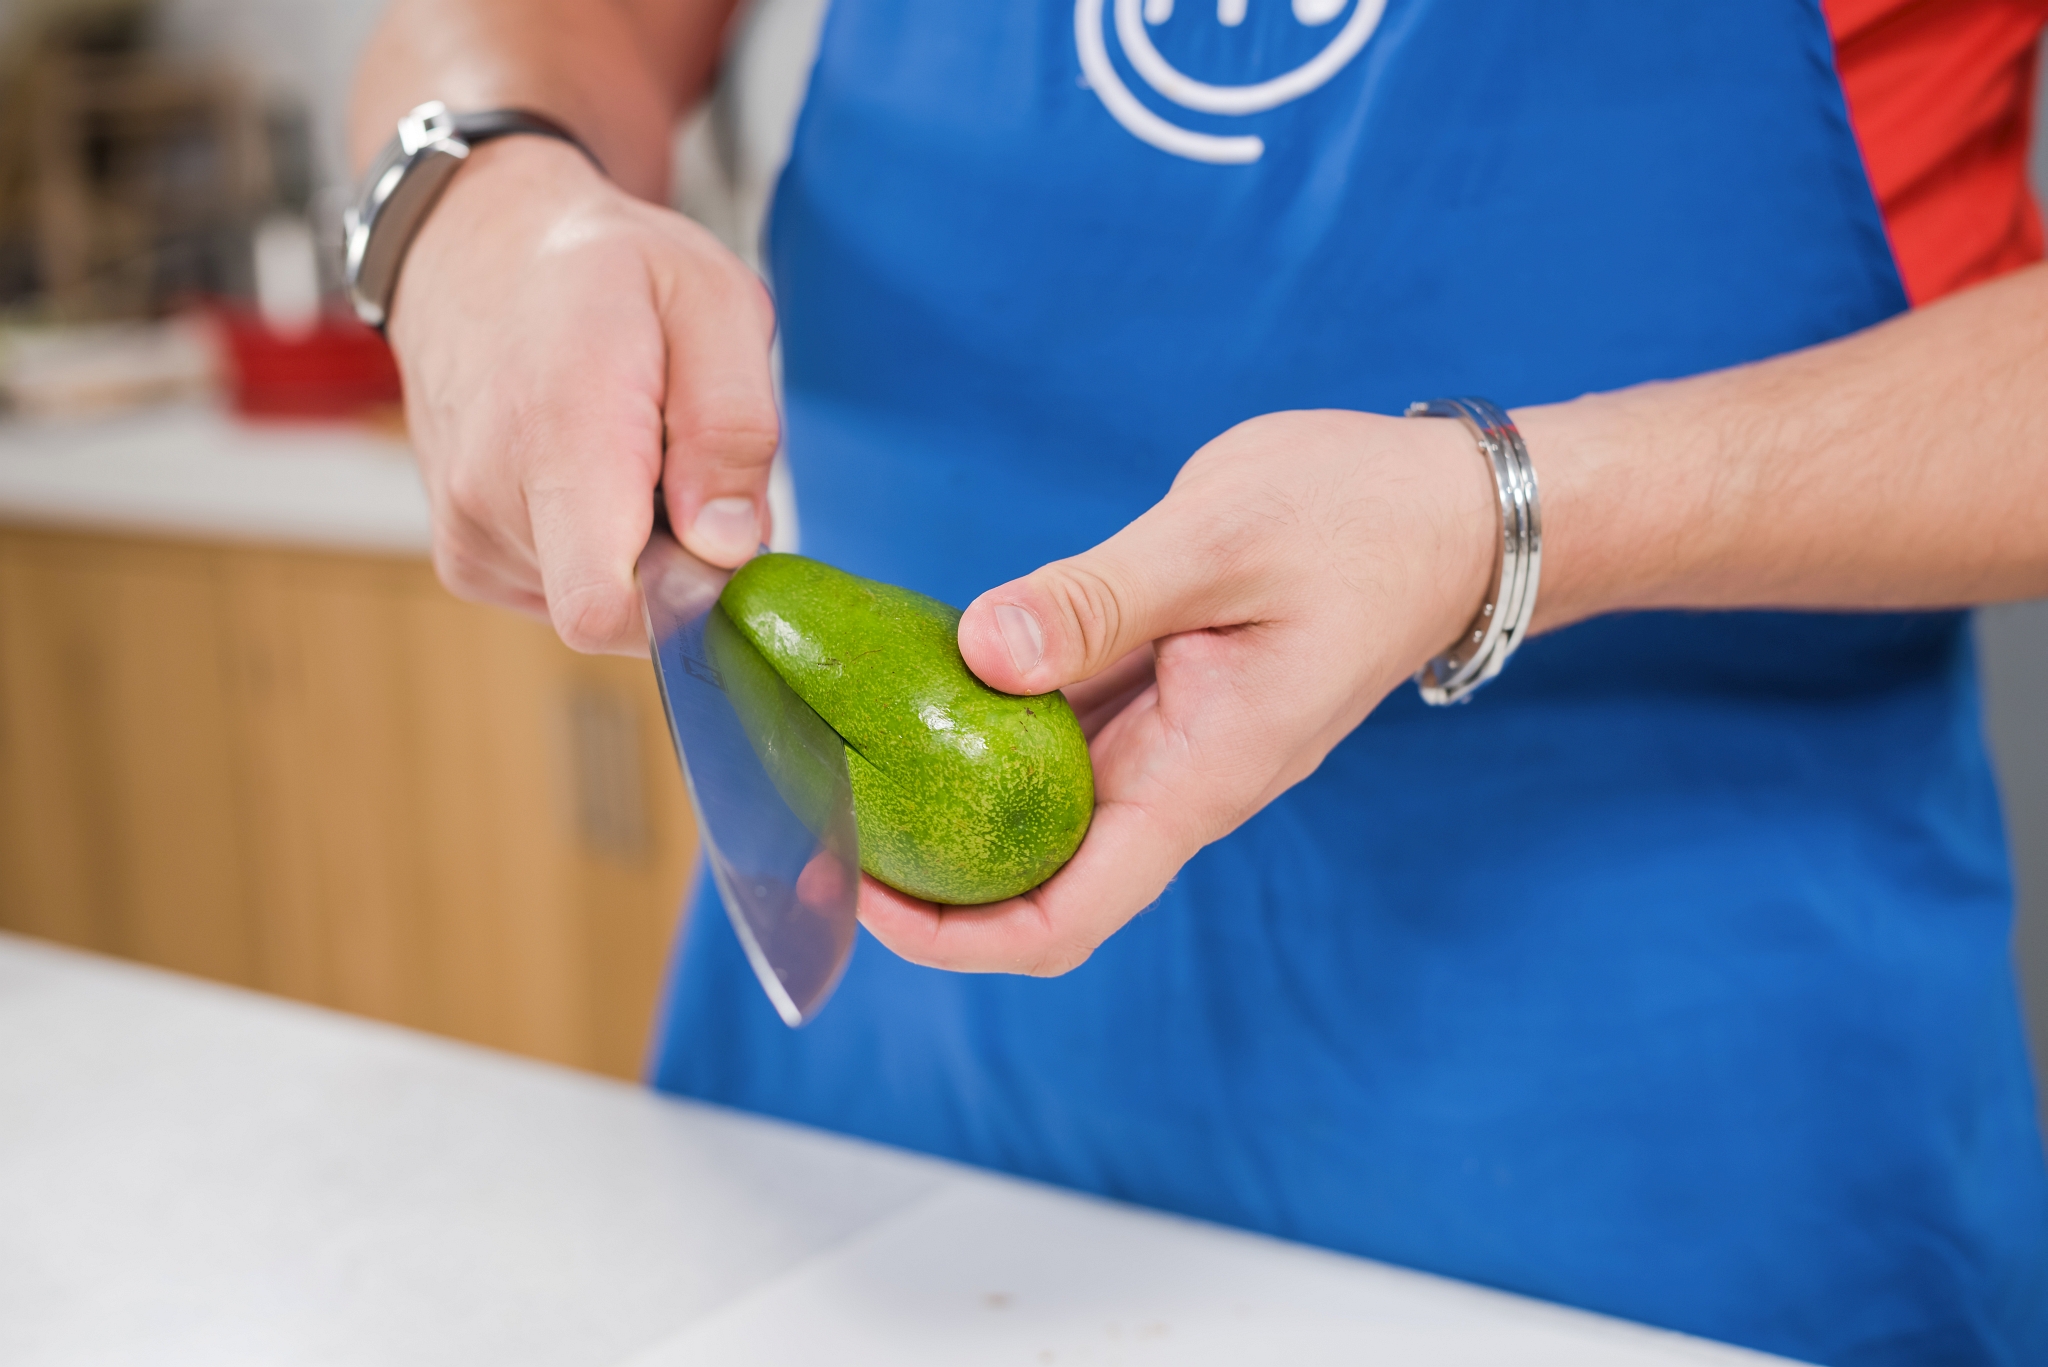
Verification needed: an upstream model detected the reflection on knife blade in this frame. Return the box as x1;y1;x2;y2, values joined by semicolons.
638;529;861;1026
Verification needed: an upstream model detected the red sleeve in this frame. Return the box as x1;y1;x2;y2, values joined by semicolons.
1828;0;2048;305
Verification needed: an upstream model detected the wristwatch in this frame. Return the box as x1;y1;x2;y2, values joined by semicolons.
343;101;599;331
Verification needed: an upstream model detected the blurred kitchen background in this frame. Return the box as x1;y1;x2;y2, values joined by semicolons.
0;0;2044;1106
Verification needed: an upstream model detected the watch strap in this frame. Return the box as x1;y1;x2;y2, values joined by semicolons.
345;102;600;331
446;109;597;161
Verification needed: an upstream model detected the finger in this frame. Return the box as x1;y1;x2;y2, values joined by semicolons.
857;796;1189;976
429;497;552;612
958;490;1266;696
432;538;550;618
868;614;1314;975
522;392;666;656
796;848;852;912
1060;645;1156;739
655;247;782;567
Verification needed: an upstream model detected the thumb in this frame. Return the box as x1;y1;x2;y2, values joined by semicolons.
657;251;782;567
960;496;1247;694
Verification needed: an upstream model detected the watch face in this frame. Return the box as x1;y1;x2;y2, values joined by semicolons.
343;157;398;323
347;139;473;330
342;207;375;323
345;144;412;326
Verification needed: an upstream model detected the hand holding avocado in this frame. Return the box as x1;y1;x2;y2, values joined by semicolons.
707;411;1490;973
853;409;1497;976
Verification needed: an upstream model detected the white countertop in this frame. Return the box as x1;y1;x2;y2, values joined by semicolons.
0;403;431;554
0;932;1799;1366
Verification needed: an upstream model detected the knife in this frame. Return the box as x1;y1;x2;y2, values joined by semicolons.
637;528;861;1026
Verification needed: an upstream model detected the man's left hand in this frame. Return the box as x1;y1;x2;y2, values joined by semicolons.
856;408;1496;974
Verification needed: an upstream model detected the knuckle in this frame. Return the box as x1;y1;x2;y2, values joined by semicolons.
442;460;496;522
694;246;771;315
431;541;497;605
725;265;776;333
660;229;775;331
1161;485;1251;565
668;399;781;470
1043;563;1127;671
750;282;777;336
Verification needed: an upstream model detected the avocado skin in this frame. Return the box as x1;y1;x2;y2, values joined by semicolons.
719;554;1093;905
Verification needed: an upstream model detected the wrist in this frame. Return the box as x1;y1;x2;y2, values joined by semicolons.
386;135;610;341
425;132;610;240
1400;399;1542;702
1510;389;1690;633
1386;409;1504;687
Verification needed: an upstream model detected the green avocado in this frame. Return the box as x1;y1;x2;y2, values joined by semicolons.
717;553;1094;905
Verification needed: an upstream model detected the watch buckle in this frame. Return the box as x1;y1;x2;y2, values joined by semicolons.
397;101;456;157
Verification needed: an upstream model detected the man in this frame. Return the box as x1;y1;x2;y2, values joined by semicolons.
352;1;2048;1360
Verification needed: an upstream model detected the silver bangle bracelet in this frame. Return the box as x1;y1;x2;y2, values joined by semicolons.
1405;397;1543;706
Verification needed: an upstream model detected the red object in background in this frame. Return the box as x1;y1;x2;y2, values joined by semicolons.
213;305;403;420
1829;0;2048;305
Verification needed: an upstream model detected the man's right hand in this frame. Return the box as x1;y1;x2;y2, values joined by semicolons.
386;134;779;655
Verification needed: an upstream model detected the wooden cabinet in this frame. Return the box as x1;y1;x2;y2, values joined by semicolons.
0;524;696;1079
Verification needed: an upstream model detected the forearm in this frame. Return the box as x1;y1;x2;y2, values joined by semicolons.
348;0;741;201
1519;261;2048;631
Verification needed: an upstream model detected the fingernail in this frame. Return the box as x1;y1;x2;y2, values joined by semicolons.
994;603;1044;674
690;496;759;561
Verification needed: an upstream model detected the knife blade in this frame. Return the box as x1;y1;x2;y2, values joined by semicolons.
637;528;860;1026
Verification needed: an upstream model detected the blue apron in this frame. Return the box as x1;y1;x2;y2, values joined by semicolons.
653;3;2048;1361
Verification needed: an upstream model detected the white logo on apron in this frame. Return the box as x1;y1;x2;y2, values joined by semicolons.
1076;0;1386;164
